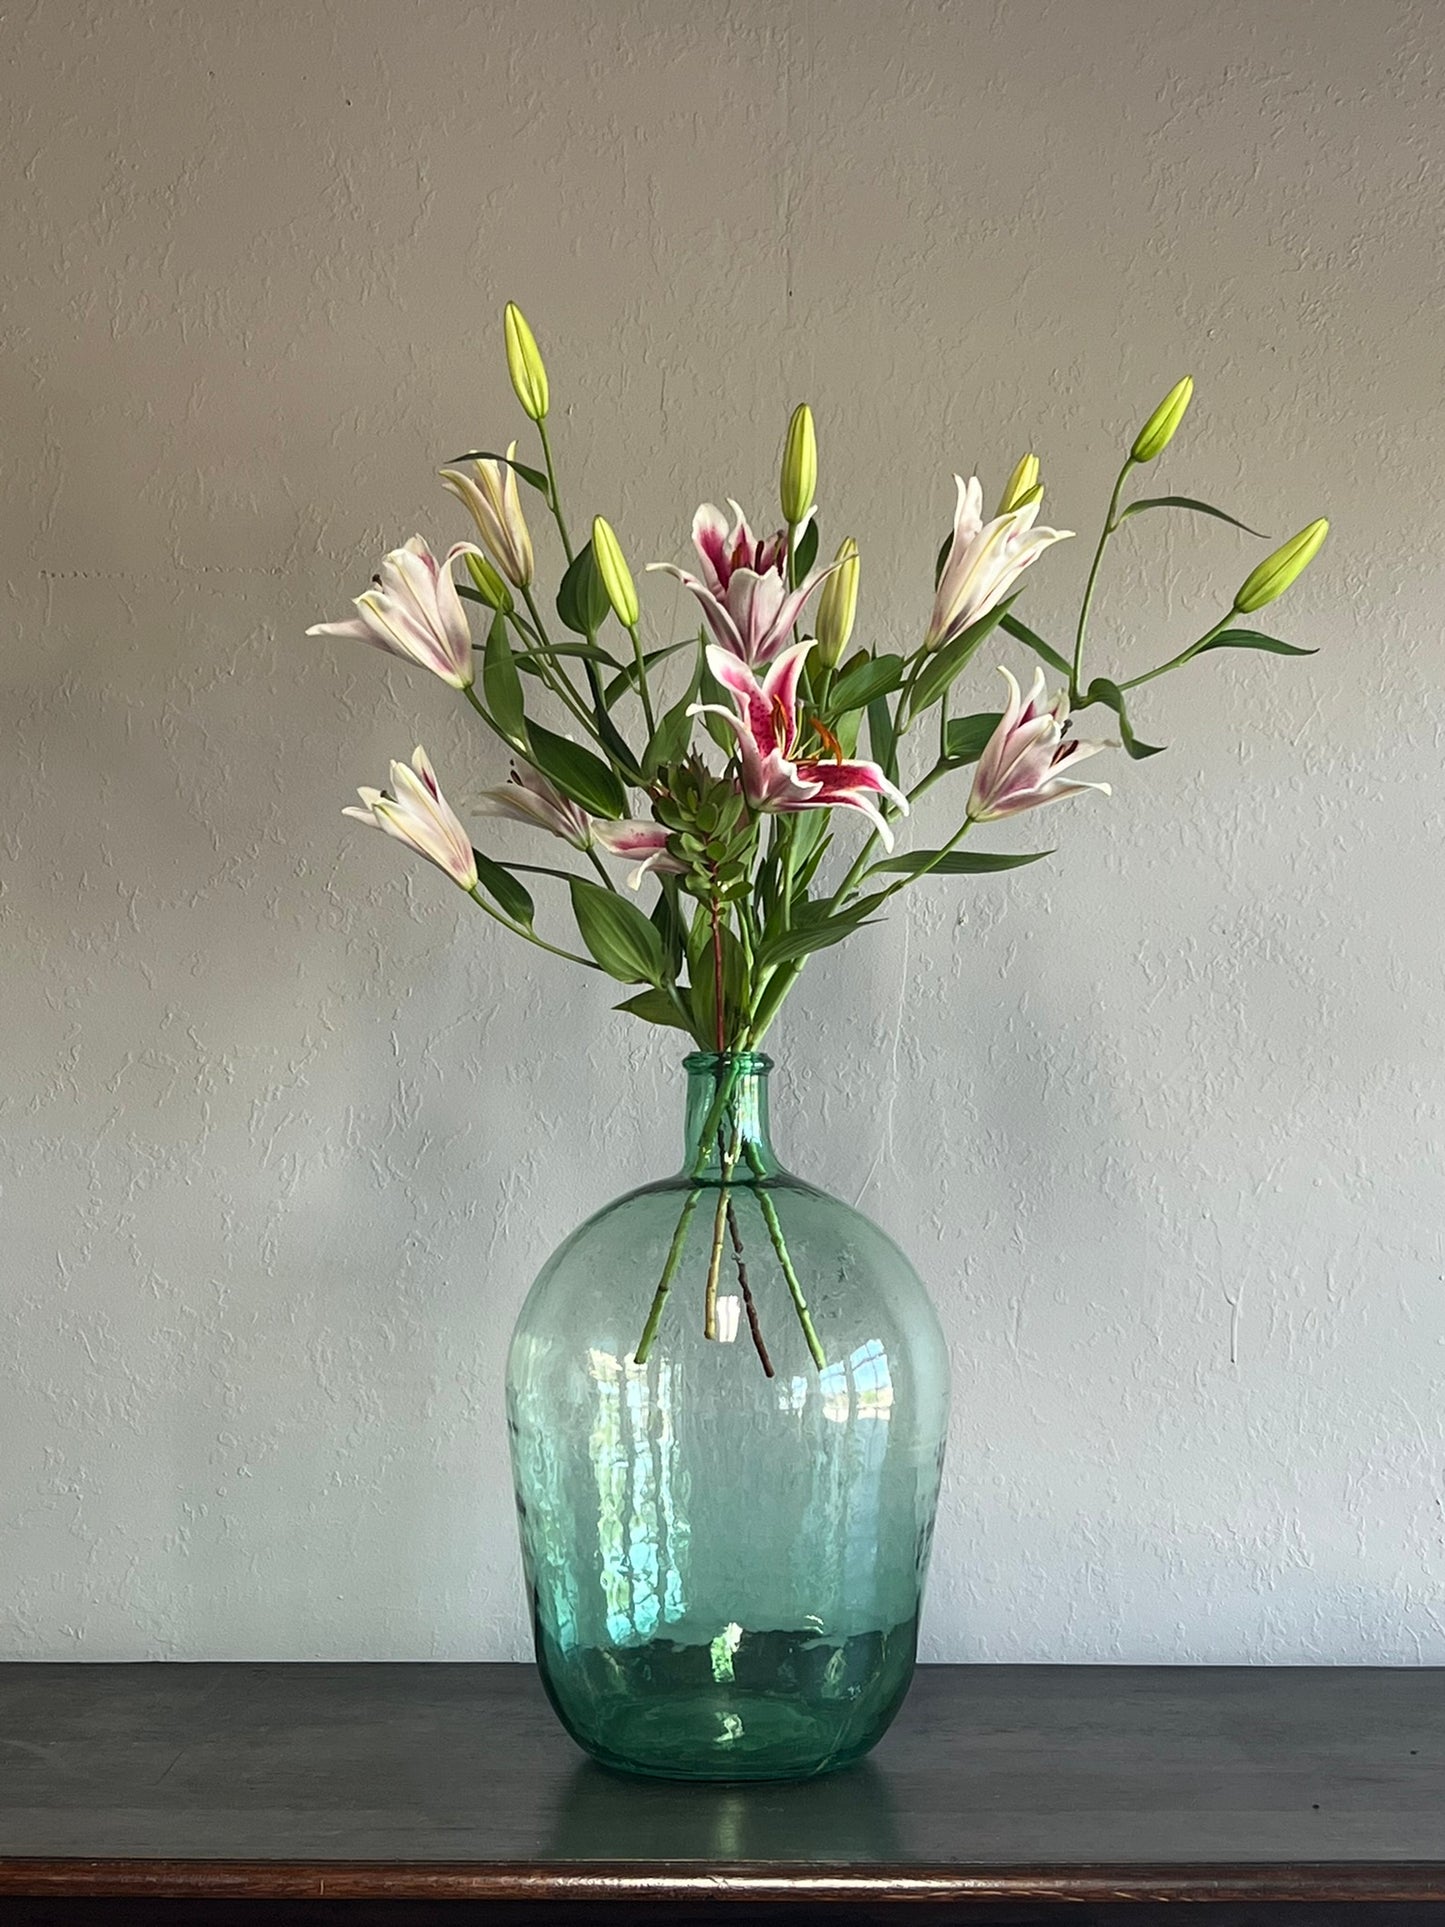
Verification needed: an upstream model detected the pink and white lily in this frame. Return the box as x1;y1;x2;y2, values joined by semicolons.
967;667;1111;821
475;760;593;850
925;476;1073;651
307;534;480;689
691;642;908;847
650;500;836;667
476;760;682;889
344;746;478;891
591;818;686;890
439;442;535;589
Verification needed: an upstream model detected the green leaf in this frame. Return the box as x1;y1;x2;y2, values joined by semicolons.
556;541;612;638
1081;677;1167;759
907;598;1015;719
472;850;535;924
943;711;1002;765
755;893;889;971
508;641;622;673
643;649;703;781
447;448;551;494
686;916;749;1046
615;988;694;1034
869;847;1053;878
867;695;897;783
568;878;665;984
603;639;693;705
1119;495;1266;538
527;722;629;818
829;652;904;714
999;611;1072;678
1191;628;1318;659
482;613;527;749
793;518;820;579
934;531;951;590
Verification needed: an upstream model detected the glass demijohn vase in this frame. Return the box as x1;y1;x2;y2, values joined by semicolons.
506;1052;950;1780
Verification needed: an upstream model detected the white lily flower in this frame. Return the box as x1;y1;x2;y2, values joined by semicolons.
967;667;1111;821
925;476;1072;651
439;441;535;589
307;535;479;689
475;761;592;851
344;746;478;891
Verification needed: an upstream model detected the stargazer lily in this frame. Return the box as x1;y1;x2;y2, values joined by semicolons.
925;476;1073;651
475;760;593;850
307;535;481;689
691;642;908;847
967;667;1111;821
344;746;478;891
477;761;683;889
650;501;836;667
439;442;535;589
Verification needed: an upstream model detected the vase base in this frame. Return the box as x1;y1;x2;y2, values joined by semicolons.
534;1618;918;1782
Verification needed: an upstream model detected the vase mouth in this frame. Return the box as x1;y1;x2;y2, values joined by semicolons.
682;1050;773;1076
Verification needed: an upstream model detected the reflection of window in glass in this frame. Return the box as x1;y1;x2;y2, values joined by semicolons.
715;1295;741;1344
585;1350;687;1646
850;1337;895;1418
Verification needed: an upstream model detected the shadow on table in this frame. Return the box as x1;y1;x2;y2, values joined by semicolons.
546;1756;902;1863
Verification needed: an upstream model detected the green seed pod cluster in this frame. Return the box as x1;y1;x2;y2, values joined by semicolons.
652;756;756;900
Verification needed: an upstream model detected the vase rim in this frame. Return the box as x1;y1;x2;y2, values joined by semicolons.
682;1049;774;1075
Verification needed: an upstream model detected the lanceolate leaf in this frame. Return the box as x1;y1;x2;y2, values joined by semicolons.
829;652;904;715
999;611;1071;678
1119;495;1266;538
869;848;1053;878
793;518;819;579
908;599;1015;719
643;650;704;781
615;987;695;1034
447;448;551;494
482;613;527;748
1191;628;1318;659
472;850;535;925
568;878;665;984
755;893;889;971
556;541;612;637
943;711;1002;765
1081;677;1166;759
867;695;898;784
527;722;629;818
603;640;693;705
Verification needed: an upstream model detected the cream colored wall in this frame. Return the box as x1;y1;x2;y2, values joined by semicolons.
4;0;1442;1661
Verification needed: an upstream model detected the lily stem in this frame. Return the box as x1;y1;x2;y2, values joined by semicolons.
1071;457;1135;704
744;1138;826;1370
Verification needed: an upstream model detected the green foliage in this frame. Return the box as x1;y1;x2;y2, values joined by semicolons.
1079;678;1166;759
568;878;665;984
482;614;527;749
472;850;536;924
870;848;1052;878
907;600;1015;719
943;712;1002;765
528;723;629;816
556;541;612;637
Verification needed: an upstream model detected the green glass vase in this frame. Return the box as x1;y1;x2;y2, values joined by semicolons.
506;1051;950;1781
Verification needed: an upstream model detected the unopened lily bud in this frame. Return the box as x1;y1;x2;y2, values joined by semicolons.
780;403;817;525
503;302;549;422
1232;518;1328;614
815;537;859;667
1131;376;1194;464
996;454;1040;516
464;549;513;615
592;516;640;628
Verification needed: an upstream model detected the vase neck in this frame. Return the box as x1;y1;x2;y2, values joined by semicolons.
681;1052;780;1182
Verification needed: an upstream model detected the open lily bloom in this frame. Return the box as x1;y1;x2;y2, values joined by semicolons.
690;500;789;599
691;642;908;847
439;442;535;589
307;535;480;689
925;476;1073;651
475;760;593;850
968;667;1111;820
592;818;686;890
344;746;479;891
650;502;835;666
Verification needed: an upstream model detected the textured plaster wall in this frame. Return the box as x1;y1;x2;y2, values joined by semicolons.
4;0;1443;1663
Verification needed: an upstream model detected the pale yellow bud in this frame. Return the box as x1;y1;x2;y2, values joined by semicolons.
815;538;860;668
592;516;640;629
780;403;817;526
1131;376;1194;464
1233;519;1328;614
997;454;1040;516
503;302;549;422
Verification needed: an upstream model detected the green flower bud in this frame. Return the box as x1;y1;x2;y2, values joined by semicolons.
996;453;1040;516
815;537;860;668
1131;376;1194;464
503;302;549;422
592;516;640;628
780;402;817;526
1232;518;1328;614
463;549;513;615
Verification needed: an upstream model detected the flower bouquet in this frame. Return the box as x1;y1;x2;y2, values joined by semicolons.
307;308;1325;1779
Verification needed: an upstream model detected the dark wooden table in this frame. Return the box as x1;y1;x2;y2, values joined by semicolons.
2;1663;1444;1922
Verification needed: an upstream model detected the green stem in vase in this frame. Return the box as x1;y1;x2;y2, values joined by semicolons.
744;1138;827;1371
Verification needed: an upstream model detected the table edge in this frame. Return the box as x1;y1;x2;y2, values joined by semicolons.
5;1860;1445;1902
